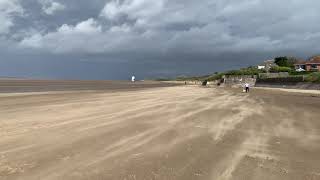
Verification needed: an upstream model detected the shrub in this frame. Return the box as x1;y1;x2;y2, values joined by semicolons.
289;71;313;76
225;67;266;76
205;73;224;81
175;74;212;81
305;72;320;82
155;78;173;81
270;66;293;73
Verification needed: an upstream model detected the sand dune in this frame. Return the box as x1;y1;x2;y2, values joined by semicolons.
0;86;320;180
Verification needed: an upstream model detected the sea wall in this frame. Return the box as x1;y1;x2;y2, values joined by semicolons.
223;75;257;87
255;82;320;90
223;75;320;90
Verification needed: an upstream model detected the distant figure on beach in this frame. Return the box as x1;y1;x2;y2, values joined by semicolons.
202;80;208;86
131;76;135;82
244;83;250;93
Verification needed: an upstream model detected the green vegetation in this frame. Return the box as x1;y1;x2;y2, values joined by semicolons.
288;71;313;76
168;66;267;82
305;72;320;82
175;75;211;81
155;77;174;81
270;66;293;73
165;55;320;84
205;73;225;81
224;67;266;76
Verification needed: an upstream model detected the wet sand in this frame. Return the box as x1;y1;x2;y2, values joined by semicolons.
0;84;320;180
0;80;175;93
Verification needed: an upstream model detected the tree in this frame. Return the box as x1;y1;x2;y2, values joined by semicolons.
274;57;289;67
274;56;295;68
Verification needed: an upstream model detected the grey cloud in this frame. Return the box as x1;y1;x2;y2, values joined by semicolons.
0;0;24;34
1;0;320;79
39;0;65;15
16;0;320;54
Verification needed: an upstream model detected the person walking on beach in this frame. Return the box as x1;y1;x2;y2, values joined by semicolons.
131;76;135;82
244;83;250;93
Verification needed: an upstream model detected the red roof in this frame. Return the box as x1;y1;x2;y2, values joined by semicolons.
307;56;320;64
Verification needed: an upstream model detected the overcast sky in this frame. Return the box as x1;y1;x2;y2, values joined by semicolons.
1;0;320;79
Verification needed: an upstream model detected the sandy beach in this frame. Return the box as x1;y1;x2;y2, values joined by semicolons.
1;82;320;180
0;80;176;93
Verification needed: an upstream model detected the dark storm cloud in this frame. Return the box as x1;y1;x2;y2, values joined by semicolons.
1;0;320;79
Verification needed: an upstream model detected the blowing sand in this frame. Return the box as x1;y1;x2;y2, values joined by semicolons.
0;85;320;180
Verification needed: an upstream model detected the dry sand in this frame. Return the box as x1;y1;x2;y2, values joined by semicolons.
0;84;320;180
255;87;320;95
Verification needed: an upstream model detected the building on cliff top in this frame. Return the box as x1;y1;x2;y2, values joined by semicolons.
294;56;320;72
